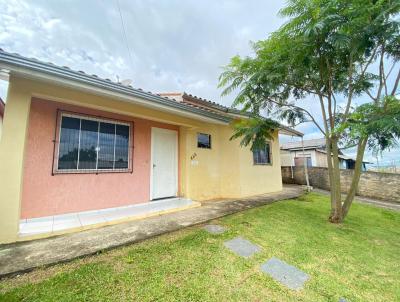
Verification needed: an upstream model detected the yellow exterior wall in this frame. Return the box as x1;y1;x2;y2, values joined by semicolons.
238;130;283;196
0;76;32;243
180;126;282;201
0;115;3;141
182;124;223;200
0;76;283;243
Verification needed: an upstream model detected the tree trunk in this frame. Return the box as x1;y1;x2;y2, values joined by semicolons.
329;136;343;223
341;137;368;218
325;137;336;218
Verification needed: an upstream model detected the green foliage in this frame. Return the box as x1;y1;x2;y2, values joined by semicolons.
219;0;400;153
339;96;400;153
278;105;309;127
230;118;280;151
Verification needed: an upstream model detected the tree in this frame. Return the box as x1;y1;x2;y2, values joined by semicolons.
219;0;400;222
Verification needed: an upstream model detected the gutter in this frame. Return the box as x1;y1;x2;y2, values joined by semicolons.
0;50;231;124
0;49;303;137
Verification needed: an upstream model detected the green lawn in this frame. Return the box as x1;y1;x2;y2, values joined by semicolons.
1;193;399;302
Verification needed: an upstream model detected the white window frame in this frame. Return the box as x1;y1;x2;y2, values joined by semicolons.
53;111;133;174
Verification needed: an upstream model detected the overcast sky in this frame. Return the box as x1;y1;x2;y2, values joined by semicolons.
0;0;398;165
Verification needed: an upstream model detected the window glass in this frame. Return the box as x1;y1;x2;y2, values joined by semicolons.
197;133;211;149
253;144;271;165
58;117;80;170
98;122;116;169
57;114;131;172
78;119;98;170
115;124;129;169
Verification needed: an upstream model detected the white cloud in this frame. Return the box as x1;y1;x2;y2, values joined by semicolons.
0;0;398;163
0;0;284;105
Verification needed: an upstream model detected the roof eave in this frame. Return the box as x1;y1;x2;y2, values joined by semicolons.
278;125;303;137
0;51;231;125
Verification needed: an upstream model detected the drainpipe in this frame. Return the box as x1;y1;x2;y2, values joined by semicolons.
301;136;311;191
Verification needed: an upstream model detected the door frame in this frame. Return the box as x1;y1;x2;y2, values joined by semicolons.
150;127;179;200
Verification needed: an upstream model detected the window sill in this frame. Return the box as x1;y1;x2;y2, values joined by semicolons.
53;169;132;175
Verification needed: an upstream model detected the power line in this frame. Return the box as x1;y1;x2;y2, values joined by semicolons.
115;0;135;73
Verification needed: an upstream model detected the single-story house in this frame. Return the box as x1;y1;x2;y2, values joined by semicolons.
0;49;301;244
280;138;369;170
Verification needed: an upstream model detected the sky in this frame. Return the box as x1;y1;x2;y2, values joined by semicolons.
0;0;398;166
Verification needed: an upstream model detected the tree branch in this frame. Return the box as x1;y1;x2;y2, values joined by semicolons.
360;45;378;78
325;58;335;130
366;89;377;101
391;69;400;96
291;120;313;127
285;83;328;98
385;60;397;80
382;58;388;97
332;93;337;119
376;45;385;101
266;97;326;135
318;94;330;135
342;55;354;123
361;45;378;77
342;137;368;218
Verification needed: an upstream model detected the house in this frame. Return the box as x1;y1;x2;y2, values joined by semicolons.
280;138;369;170
0;49;301;243
0;97;4;139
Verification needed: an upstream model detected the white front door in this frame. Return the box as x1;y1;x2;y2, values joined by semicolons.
151;127;178;200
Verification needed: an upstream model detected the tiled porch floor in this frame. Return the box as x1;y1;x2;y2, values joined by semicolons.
19;198;196;237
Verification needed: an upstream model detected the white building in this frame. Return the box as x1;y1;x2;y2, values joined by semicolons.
280;138;368;170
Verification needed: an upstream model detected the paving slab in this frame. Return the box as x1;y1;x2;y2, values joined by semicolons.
260;257;310;290
203;224;227;234
0;185;302;278
224;237;261;258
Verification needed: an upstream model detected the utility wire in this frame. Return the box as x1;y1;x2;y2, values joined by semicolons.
115;0;135;74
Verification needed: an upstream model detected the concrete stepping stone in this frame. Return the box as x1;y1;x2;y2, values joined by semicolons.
260;257;310;290
203;224;226;234
224;237;261;258
339;298;347;302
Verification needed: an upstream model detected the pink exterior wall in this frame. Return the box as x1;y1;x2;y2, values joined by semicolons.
21;98;179;219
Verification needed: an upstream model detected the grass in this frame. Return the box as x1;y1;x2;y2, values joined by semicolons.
0;192;399;301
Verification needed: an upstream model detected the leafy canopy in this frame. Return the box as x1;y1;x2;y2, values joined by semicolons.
219;0;400;153
339;96;400;154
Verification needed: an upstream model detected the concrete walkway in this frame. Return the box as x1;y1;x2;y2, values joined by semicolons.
314;188;400;211
0;185;303;278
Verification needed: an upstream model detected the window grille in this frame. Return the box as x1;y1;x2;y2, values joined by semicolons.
253;143;271;165
54;112;132;173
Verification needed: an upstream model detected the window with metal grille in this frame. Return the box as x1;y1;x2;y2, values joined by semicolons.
197;133;211;149
55;113;132;173
253;143;271;165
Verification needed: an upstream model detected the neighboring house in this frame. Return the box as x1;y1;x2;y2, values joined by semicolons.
0;97;4;140
280;138;369;170
0;49;301;243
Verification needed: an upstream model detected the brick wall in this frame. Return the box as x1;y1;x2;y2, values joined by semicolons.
281;166;400;203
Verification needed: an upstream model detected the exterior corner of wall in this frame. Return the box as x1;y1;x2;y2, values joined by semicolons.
0;78;32;243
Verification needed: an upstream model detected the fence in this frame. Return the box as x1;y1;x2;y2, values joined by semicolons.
281;166;400;203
